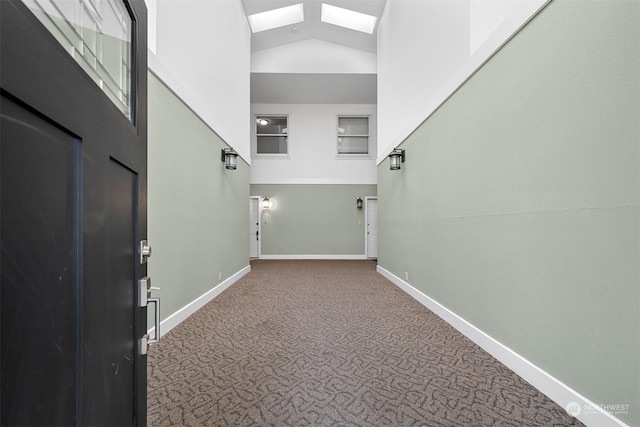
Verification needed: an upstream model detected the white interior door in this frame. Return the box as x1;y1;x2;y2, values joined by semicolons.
249;197;260;258
366;198;378;258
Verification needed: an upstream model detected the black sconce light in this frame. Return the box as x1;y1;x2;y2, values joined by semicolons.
388;148;405;170
262;196;270;211
221;148;239;170
356;197;363;209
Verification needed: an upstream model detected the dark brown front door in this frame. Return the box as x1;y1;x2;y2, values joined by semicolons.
1;0;148;425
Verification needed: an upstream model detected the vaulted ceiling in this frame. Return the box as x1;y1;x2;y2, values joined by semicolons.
241;0;386;105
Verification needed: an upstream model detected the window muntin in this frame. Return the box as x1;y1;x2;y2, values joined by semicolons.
338;116;369;156
22;0;134;121
256;115;288;156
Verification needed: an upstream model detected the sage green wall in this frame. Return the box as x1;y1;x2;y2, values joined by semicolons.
250;184;376;256
148;72;250;324
378;1;639;425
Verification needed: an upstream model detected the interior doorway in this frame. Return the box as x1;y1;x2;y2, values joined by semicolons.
366;197;378;259
249;196;262;258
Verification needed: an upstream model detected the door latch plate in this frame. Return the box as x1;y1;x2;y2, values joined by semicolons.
140;240;152;264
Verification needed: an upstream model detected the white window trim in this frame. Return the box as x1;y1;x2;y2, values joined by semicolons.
336;114;372;160
253;114;291;159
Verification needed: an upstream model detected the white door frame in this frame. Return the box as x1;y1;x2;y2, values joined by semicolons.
249;196;262;258
365;196;378;259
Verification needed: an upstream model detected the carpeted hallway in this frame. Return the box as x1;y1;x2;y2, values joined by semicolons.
147;260;583;426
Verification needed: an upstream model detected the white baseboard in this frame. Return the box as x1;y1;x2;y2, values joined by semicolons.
258;254;369;260
376;265;630;427
148;264;251;339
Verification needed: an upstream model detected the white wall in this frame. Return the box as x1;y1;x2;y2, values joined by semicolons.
251;39;376;74
152;0;251;162
145;0;157;54
250;104;377;184
470;0;519;54
377;0;548;163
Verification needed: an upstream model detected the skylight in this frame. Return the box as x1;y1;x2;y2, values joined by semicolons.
247;3;305;33
320;3;377;34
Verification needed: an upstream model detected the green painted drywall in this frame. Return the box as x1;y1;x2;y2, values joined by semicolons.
378;1;639;425
148;72;250;325
250;184;377;256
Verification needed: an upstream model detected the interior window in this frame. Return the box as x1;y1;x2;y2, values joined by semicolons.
338;116;369;155
256;115;288;156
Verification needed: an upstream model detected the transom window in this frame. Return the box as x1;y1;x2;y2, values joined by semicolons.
255;115;288;156
22;0;134;121
337;116;369;156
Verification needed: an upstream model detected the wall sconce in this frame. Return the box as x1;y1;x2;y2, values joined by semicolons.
262;196;270;212
356;197;363;209
221;148;238;170
388;148;405;170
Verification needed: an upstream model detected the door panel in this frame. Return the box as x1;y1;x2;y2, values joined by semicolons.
249;197;260;258
83;160;138;425
1;96;81;426
367;198;378;258
0;0;148;425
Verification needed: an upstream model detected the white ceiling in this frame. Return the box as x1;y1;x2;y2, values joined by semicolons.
251;73;377;104
242;0;386;104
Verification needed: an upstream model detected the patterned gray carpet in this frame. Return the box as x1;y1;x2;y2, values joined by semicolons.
147;260;583;426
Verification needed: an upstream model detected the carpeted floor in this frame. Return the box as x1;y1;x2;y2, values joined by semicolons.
147;260;583;426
